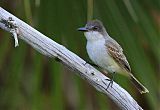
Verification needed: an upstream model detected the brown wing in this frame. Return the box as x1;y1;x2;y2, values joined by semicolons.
106;40;131;72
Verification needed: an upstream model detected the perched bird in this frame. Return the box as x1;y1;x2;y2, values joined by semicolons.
78;19;149;94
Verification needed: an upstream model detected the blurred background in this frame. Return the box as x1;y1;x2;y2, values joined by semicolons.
0;0;159;110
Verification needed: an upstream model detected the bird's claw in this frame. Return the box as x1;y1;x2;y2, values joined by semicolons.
105;79;113;89
102;78;114;91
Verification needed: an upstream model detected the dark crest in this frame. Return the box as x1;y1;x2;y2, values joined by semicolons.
86;20;106;35
78;19;107;36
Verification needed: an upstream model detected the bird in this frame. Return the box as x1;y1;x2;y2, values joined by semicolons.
78;19;149;94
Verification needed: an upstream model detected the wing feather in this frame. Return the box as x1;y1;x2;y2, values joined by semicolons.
106;40;131;72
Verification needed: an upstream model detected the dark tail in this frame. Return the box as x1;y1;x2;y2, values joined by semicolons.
129;74;149;94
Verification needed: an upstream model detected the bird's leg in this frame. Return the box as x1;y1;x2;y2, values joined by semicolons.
104;72;116;90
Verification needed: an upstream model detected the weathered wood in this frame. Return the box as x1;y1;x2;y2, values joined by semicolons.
0;7;143;110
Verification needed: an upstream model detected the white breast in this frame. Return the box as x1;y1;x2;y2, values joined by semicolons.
86;38;120;73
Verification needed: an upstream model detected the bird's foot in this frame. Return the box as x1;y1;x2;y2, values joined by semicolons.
102;79;113;91
103;78;113;90
103;72;116;90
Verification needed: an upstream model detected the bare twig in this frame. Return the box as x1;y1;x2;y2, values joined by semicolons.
0;7;143;110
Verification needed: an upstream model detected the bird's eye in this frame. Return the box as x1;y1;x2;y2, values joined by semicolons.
93;26;99;30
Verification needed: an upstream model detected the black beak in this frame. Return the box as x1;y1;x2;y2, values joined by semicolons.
77;27;88;32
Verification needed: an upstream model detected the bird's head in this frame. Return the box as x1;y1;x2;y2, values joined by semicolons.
78;20;107;41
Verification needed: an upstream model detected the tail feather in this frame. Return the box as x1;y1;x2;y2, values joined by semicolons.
129;74;149;94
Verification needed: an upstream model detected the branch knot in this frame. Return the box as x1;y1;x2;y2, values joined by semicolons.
0;17;19;47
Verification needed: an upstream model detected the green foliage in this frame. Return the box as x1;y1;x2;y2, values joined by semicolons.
0;0;159;110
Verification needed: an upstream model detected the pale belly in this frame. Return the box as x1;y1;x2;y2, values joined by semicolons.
86;40;121;74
